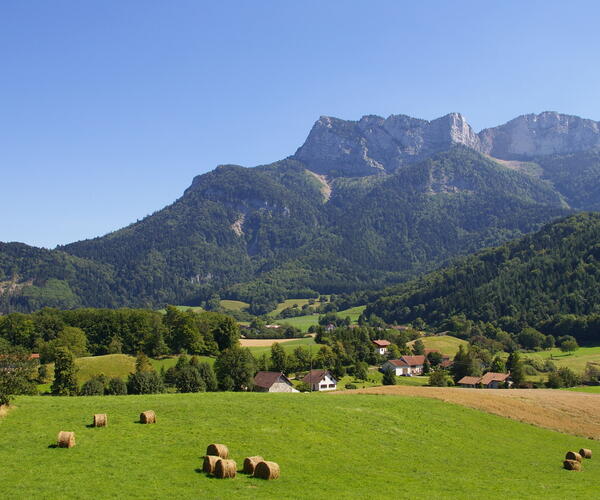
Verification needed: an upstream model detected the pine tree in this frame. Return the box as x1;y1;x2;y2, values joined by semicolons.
135;352;153;373
51;347;78;396
506;351;524;387
382;368;396;385
270;343;287;373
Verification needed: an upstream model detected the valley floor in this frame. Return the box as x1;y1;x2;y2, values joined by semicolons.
346;386;600;439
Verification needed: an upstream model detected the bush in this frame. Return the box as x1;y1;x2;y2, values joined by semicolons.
79;377;105;396
175;366;206;393
296;381;310;392
106;377;127;395
345;383;357;390
428;369;450;387
382;369;396;386
127;371;165;395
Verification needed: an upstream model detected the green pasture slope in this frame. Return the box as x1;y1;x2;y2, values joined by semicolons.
524;346;600;373
2;393;598;499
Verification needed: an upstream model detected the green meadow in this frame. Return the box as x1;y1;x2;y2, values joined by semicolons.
1;392;598;499
524;346;600;373
409;335;468;357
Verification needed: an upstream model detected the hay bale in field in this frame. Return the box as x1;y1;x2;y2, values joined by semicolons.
214;459;237;479
243;455;264;475
563;459;581;471
93;414;107;427
202;455;220;475
579;448;592;459
139;410;156;424
57;431;75;448
254;460;280;480
565;451;582;462
206;443;228;458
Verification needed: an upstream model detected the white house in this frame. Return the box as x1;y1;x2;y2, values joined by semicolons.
381;355;426;376
302;369;337;391
372;339;391;355
253;371;299;393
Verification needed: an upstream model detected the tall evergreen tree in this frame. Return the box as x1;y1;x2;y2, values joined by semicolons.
51;347;78;396
270;343;287;373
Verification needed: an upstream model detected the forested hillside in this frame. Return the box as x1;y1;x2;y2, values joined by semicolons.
366;213;600;344
3;111;600;313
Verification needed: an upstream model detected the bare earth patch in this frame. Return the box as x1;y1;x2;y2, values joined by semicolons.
0;405;11;419
343;386;600;439
239;338;301;347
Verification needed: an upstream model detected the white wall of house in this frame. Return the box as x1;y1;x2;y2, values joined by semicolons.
312;373;337;391
377;347;387;355
268;382;299;393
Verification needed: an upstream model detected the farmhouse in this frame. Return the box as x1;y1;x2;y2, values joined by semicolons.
372;339;391;355
302;369;337;391
458;372;512;388
253;371;299;393
381;355;426;376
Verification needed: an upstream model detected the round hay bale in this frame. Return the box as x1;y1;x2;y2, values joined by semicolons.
563;459;581;471
579;448;592;459
93;414;107;427
565;451;582;462
214;459;237;479
206;443;228;458
57;431;75;448
243;455;264;475
254;460;280;480
140;410;156;424
202;455;220;475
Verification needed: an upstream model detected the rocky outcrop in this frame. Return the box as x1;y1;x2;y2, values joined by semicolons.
294;111;600;176
478;112;600;159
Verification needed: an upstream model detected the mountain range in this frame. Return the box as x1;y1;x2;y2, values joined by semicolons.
2;110;600;313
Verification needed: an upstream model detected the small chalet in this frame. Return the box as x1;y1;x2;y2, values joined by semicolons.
372;339;391;355
458;372;512;389
381;355;426;376
302;369;337;391
253;371;299;393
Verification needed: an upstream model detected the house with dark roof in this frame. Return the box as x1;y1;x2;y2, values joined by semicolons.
458;372;512;388
372;339;391;355
302;369;337;391
253;371;298;393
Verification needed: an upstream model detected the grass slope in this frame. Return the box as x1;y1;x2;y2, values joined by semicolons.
2;393;598;499
524;346;600;373
219;300;250;312
408;335;468;357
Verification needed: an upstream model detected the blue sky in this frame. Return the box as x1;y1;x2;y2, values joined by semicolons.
2;0;599;248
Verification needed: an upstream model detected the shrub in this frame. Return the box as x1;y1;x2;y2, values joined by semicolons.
80;377;105;396
345;383;357;390
106;377;127;395
127;371;165;394
175;366;206;393
429;369;450;387
382;369;396;386
296;381;310;392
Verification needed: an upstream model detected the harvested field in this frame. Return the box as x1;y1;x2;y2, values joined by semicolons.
239;338;301;347
344;386;600;439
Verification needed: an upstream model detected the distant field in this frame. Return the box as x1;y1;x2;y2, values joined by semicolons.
338;305;366;322
2;392;598;498
268;299;314;317
219;300;249;312
274;305;366;332
567;386;600;394
524;346;600;373
157;305;204;314
408;335;468;357
244;337;316;358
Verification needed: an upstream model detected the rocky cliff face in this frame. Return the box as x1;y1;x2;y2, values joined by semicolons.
478;112;600;159
294;111;600;177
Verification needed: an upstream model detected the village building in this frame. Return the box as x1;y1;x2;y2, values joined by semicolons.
253;371;299;393
372;339;391;355
458;372;512;388
302;369;337;391
381;355;426;376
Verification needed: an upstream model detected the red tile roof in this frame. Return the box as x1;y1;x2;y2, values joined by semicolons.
480;372;510;385
458;376;481;385
302;369;336;384
440;359;454;368
372;339;391;347
400;355;426;366
387;359;409;367
253;371;292;389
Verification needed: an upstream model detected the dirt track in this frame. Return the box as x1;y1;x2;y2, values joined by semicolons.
343;386;600;439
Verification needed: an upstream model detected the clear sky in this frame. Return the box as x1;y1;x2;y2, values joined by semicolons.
2;0;599;248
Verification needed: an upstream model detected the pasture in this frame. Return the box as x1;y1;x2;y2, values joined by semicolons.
524;346;600;373
408;335;468;357
1;392;598;499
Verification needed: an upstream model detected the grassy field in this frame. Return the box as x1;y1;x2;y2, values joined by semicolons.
274;305;366;332
2;392;598;499
244;337;316;358
524;346;600;373
408;335;468;357
567;386;600;394
219;300;250;312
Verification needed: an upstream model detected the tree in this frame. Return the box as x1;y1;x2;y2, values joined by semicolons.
214;346;256;391
107;335;123;354
175;366;206;393
542;335;555;350
382;368;396;385
386;344;401;360
144;329;169;358
270;343;287;373
426;351;443;367
506;351;524;387
560;339;579;353
127;370;164;394
429;369;450;387
135;352;153;373
412;339;425;355
518;327;545;350
106;377;127;395
51;347;78;396
314;345;336;371
196;362;218;391
293;346;311;371
556;367;580;387
490;356;506;373
451;345;479;383
206;313;240;351
354;361;368;381
422;358;431;375
79;376;105;396
0;346;37;405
